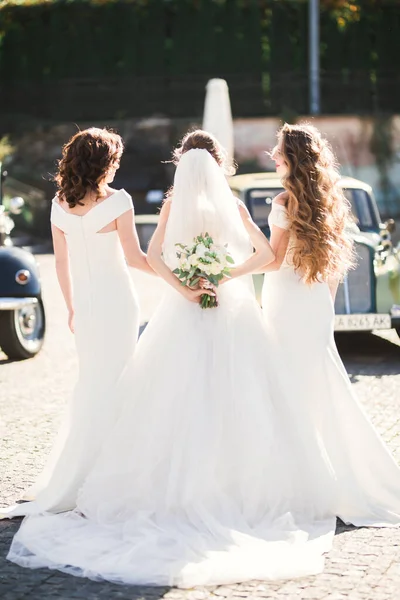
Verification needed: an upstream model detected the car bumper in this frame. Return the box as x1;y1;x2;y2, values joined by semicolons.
391;316;400;330
0;297;39;311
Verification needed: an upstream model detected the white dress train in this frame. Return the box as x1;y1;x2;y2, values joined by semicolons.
6;152;400;588
1;190;140;517
7;279;337;587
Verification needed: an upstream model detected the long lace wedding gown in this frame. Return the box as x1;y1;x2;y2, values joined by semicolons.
6;153;400;588
2;190;140;517
262;202;400;526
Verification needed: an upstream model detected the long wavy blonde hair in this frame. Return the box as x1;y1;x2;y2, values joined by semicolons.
278;123;355;284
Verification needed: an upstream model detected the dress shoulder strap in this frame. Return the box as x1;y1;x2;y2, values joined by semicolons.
269;202;289;230
89;189;133;233
50;197;68;232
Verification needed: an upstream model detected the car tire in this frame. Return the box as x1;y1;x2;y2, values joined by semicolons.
0;300;46;360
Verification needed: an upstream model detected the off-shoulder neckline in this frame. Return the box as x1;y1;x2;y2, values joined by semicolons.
52;189;127;218
272;201;288;210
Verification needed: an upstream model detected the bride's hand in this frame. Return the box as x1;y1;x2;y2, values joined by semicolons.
181;286;215;304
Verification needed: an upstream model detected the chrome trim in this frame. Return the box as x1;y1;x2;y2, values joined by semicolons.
342;274;351;314
0;297;38;310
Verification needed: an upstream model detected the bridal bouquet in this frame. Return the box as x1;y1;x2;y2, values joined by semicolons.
173;233;234;308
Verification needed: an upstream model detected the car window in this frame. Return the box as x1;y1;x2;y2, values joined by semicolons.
246;186;379;235
342;188;379;232
136;223;157;251
245;188;284;232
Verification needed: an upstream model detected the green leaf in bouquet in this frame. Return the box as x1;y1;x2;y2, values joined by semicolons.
190;276;200;287
226;255;235;264
172;268;180;275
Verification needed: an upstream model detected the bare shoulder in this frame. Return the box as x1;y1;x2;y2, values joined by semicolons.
161;199;172;213
273;192;289;206
157;199;172;223
238;200;251;218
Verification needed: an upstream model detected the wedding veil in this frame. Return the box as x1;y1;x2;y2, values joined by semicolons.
163;149;253;271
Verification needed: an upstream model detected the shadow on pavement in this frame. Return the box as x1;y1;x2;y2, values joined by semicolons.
0;521;171;600
336;332;400;380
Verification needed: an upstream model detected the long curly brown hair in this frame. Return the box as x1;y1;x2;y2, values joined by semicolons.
277;123;355;284
55;128;123;208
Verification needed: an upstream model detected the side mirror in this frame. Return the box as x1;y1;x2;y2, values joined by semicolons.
384;219;396;234
9;196;24;214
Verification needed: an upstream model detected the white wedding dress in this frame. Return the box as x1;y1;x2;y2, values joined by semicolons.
6;153;400;588
262;202;400;526
2;189;140;517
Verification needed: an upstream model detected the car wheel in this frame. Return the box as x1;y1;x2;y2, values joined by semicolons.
0;299;46;360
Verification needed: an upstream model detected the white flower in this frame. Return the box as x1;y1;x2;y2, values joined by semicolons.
180;259;190;271
195;243;207;258
210;262;223;275
189;254;199;267
201;263;212;276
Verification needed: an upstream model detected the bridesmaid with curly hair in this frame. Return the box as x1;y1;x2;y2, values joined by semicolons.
2;127;161;518
258;123;400;527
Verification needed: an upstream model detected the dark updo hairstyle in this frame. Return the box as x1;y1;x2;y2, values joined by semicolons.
55;127;123;208
165;129;234;202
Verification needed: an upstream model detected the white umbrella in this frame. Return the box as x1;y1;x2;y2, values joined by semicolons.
202;79;234;162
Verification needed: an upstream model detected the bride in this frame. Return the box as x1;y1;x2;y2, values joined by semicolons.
7;130;338;587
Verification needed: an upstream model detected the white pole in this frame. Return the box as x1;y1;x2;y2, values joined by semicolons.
309;0;320;115
202;79;234;162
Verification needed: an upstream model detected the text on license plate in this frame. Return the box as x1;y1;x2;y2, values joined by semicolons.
334;313;391;331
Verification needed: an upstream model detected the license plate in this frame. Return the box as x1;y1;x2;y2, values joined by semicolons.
334;313;392;331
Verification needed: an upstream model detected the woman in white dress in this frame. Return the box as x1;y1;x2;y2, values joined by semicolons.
257;123;400;526
7;130;341;587
2;127;155;517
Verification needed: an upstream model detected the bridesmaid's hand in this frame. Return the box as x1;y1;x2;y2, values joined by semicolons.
218;275;231;286
181;286;215;304
68;309;75;333
199;278;217;292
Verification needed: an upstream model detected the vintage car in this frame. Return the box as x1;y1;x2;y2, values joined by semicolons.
0;164;46;359
229;173;400;336
133;175;400;337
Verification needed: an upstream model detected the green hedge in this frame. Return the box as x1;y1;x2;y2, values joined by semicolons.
0;0;400;118
0;0;263;80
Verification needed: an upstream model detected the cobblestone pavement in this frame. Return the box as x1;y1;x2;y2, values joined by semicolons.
1;255;400;600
